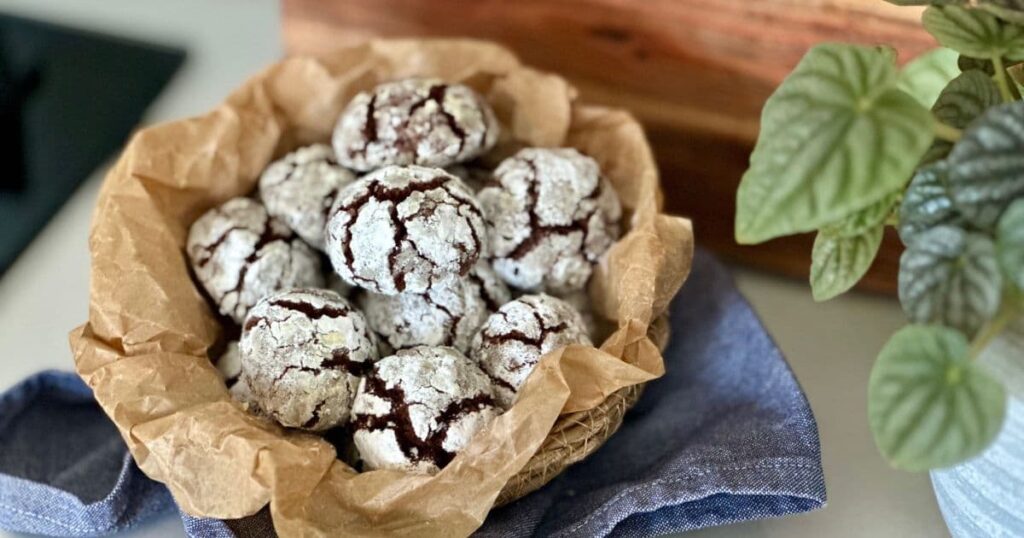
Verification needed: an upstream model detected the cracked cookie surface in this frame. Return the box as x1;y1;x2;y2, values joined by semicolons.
240;288;379;431
351;346;500;474
258;144;356;250
325;165;487;296
477;148;622;294
187;197;324;324
332;78;499;171
470;293;592;407
358;261;511;354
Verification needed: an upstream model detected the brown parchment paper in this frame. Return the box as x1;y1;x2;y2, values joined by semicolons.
69;39;694;537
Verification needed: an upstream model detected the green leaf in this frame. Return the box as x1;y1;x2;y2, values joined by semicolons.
811;226;885;301
979;0;1024;25
898;48;961;107
957;55;997;75
869;324;1006;471
996;198;1024;290
935;71;1003;128
923;6;1024;60
811;191;897;301
921;70;1003;164
885;0;1024;24
947;102;1024;229
899;225;1003;335
829;191;901;236
899;162;965;243
735;44;932;244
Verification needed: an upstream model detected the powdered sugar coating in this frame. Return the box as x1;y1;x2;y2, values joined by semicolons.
325;165;487;296
332;78;499;172
215;341;243;386
258;144;356;250
358;261;511;353
351;346;500;474
477;148;622;294
240;289;379;431
214;341;258;409
470;293;592;407
187;198;324;323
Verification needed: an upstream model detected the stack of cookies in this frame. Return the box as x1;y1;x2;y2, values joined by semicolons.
187;78;622;474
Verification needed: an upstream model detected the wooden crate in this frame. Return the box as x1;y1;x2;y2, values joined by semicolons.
283;0;937;294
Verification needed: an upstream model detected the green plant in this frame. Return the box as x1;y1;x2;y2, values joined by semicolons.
735;1;1024;471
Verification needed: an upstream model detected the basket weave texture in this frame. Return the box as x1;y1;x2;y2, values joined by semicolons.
496;383;645;505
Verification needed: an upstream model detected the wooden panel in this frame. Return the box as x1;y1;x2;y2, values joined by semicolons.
283;0;936;294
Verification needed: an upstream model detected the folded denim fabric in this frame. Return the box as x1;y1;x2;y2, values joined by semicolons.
0;249;825;537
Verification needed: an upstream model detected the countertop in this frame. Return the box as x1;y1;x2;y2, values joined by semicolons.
0;0;949;536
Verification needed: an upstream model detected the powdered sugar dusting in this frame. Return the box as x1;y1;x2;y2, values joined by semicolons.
325;165;487;295
351;346;499;474
213;341;260;410
259;144;356;250
186;197;324;323
478;148;622;293
470;293;592;407
240;288;379;431
332;78;499;171
358;261;511;353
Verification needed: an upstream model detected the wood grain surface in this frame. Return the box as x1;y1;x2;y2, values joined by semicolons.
283;0;939;294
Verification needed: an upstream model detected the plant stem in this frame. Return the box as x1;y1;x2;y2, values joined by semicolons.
969;298;1021;361
933;119;963;143
992;55;1017;103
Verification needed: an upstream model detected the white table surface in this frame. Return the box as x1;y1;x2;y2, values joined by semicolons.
0;0;950;536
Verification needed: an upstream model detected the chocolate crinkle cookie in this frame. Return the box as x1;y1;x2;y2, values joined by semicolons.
258;144;356;250
478;148;622;294
325;165;487;296
358;261;511;354
214;341;258;410
351;346;500;473
240;288;379;431
332;78;499;171
471;293;592;407
187;197;324;324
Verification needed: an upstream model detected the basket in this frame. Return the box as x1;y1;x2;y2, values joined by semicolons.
496;383;645;506
70;39;693;537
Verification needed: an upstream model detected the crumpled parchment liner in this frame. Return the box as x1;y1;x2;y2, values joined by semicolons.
69;39;694;537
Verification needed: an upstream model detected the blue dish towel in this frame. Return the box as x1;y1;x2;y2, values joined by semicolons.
0;249;826;537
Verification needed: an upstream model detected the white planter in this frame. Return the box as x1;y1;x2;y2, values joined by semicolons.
931;323;1024;538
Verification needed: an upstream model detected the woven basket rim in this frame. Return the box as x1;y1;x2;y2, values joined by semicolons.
495;382;646;506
